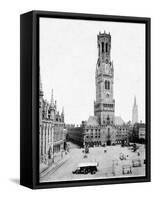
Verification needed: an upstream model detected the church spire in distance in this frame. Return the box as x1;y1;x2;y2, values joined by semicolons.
134;96;136;105
132;96;138;124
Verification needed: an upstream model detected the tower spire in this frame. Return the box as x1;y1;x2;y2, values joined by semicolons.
55;100;57;110
39;73;43;96
51;89;54;107
132;96;138;124
61;106;64;122
62;106;64;114
134;96;136;105
40;78;42;91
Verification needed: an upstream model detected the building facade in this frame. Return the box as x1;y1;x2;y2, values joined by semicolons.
68;32;129;147
131;122;145;143
67;126;84;147
39;84;66;166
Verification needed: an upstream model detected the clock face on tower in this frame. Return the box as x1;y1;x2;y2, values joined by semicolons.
106;92;110;98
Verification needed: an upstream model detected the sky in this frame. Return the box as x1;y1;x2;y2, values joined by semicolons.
40;17;145;125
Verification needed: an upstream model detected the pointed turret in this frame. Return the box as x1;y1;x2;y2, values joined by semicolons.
55;100;57;110
62;106;64;115
39;73;44;97
50;89;54;107
50;89;55;121
61;106;64;122
134;96;136;106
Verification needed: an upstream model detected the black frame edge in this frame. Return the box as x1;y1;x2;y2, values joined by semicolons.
25;10;151;23
145;17;151;182
20;11;33;189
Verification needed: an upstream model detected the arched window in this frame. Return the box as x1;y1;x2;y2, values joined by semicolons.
42;112;44;119
105;80;110;90
105;80;108;89
102;42;104;53
107;115;110;122
106;43;108;52
108;127;110;135
108;81;110;89
98;84;101;98
48;110;51;119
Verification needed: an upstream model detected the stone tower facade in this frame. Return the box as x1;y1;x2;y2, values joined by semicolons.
132;96;138;124
94;31;115;125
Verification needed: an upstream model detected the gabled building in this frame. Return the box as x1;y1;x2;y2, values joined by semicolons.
39;83;65;166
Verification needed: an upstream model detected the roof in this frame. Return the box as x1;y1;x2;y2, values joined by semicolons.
115;116;125;125
87;116;99;126
78;162;98;168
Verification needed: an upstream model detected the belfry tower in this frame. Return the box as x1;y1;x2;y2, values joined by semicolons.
94;31;115;125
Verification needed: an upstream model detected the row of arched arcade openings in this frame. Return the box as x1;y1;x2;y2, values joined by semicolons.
84;139;128;147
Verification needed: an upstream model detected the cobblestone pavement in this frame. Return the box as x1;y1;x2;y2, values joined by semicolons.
40;143;145;183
